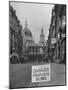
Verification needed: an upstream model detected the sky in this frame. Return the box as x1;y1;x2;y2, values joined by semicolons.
10;2;54;43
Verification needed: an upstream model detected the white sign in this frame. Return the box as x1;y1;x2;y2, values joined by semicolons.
32;64;50;83
51;38;56;44
62;34;66;38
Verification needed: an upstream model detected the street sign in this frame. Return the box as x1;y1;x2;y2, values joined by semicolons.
51;38;56;44
32;64;50;83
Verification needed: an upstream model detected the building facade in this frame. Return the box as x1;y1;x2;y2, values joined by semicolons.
48;5;66;63
9;5;23;63
27;28;47;63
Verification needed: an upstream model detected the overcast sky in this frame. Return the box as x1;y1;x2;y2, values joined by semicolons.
10;2;54;43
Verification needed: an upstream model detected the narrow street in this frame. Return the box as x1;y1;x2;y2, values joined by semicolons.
9;3;66;89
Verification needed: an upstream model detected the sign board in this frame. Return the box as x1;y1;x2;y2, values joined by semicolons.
32;64;50;83
51;38;56;44
62;34;66;38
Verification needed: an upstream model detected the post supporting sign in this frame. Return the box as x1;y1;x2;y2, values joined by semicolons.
32;64;50;83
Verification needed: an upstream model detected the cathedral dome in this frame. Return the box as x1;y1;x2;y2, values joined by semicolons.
24;27;32;37
23;19;34;47
23;19;32;38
